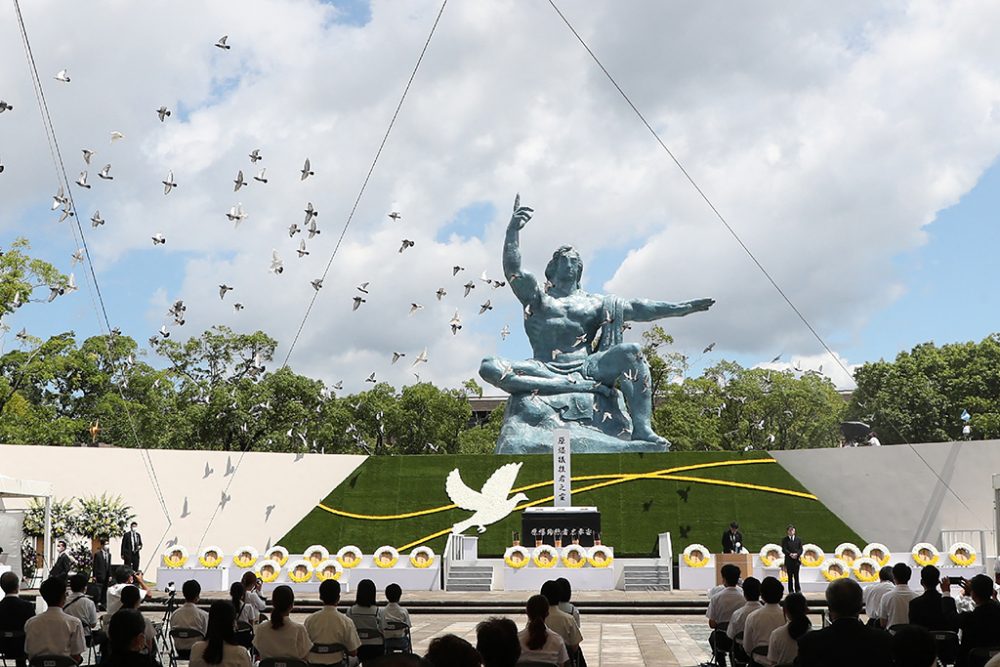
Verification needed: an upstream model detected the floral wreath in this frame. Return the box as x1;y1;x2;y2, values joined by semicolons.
561;545;587;569
315;559;343;581
337;546;363;569
504;545;531;569
588;545;613;568
852;556;880;582
949;542;977;567
266;546;289;567
532;545;559;568
287;559;314;583
409;547;435;569
801;544;826;568
821;558;851;582
373;546;399;568
304;544;330;568
778;564;788;583
255;559;282;583
863;543;891;567
912;543;940;567
759;543;783;567
232;546;259;569
834;543;861;566
198;546;224;569
161;545;188;569
682;544;710;568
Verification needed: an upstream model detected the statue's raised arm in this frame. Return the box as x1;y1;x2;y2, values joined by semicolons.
503;196;542;307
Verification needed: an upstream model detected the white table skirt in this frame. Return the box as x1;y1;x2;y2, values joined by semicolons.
504;566;615;591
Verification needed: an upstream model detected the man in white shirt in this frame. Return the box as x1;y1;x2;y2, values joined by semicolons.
171;580;210;652
303;580;361;665
106;568;149;616
63;575;99;642
863;566;895;625
541;580;583;658
24;578;86;663
879;562;919;629
379;583;411;645
743;576;786;664
707;564;746;666
728;577;763;641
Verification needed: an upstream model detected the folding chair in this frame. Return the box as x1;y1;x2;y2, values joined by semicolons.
356;628;384;661
168;628;204;667
309;643;349;667
259;659;309;667
707;622;731;666
931;630;959;667
382;621;411;655
750;645;769;666
0;630;26;667
729;631;750;667
28;656;78;667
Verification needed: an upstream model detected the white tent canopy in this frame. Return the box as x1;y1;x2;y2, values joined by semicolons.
0;474;53;580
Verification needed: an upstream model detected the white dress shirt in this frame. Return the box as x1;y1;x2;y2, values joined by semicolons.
518;627;570;666
863;580;893;618
727;601;763;639
253;619;312;660
171;602;209;650
303;606;362;665
246;590;267;612
707;586;746;626
378;602;411;638
235;600;258;627
106;583;146;616
24;607;86;659
63;592;98;633
545;606;583;649
765;623;809;666
742;603;785;663
557;601;581;627
878;584;919;627
189;641;251;667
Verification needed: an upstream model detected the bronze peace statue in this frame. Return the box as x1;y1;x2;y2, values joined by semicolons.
479;196;714;453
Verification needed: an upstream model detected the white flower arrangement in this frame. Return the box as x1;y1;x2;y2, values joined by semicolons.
682;544;710;568
821;558;851;582
801;544;826;568
504;546;531;569
287;559;314;583
373;546;399;568
863;543;890;567
561;545;587;568
336;546;363;569
409;547;435;569
759;543;783;567
949;542;977;567
198;546;224;569
304;545;330;567
161;545;188;569
265;546;289;567
912;543;940;567
852;556;880;582
532;545;559;568
834;543;861;565
315;559;343;581
587;545;613;568
232;546;259;569
255;559;281;583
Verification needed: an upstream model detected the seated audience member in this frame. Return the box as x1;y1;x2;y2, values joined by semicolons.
742;576;785;664
475;617;520;667
423;634;481;667
517;595;570;667
188;601;251;667
0;571;35;667
765;592;809;666
115;585;156;654
863;566;895;626
253;585;310;660
107;569;149;616
347;578;384;662
554;577;581;627
727;577;762;641
104;609;151;667
23;577;86;662
303;579;361;665
707;564;744;666
796;578;892;666
379;583;411;643
957;574;1000;666
879;562;919;629
890;624;937;667
540;580;582;659
909;565;959;631
230;582;257;629
240;572;266;615
63;574;100;643
171;580;210;653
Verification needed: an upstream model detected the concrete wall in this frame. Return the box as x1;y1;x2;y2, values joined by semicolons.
0;444;366;573
772;440;1000;553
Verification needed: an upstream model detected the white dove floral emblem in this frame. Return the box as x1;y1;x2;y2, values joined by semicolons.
447;462;528;535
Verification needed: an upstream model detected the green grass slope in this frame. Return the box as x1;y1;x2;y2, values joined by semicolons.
280;451;861;557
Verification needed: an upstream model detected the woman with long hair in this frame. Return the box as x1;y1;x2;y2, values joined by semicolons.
252;585;311;660
517;595;570;667
766;592;811;666
347;579;384;663
188;601;251;667
103;609;150;667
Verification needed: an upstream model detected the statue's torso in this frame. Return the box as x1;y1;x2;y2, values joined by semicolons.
524;290;604;362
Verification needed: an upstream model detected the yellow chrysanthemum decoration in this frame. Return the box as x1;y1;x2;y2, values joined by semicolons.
374;546;399;568
504;546;531;569
561;545;587;568
287;559;314;583
336;546;363;569
821;558;850;582
255;559;281;583
532;545;559;568
198;546;224;569
852;556;880;582
949;542;977;567
409;547;435;569
161;545;188;569
912;543;940;567
315;559;343;581
683;544;710;568
801;544;825;568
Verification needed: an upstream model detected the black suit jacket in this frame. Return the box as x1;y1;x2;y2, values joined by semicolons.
909;589;958;631
795;617;892;667
49;552;73;579
92;548;111;583
958;599;1000;660
781;536;803;568
722;530;744;554
0;595;36;657
121;531;142;559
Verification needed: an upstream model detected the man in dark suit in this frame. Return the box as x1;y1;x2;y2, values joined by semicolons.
0;571;35;667
91;537;111;608
722;522;744;554
909;565;958;631
781;524;803;593
796;578;892;666
48;540;72;580
957;574;1000;666
121;522;142;571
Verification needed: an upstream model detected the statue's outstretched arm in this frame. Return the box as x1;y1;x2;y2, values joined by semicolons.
503;199;542;306
624;297;715;322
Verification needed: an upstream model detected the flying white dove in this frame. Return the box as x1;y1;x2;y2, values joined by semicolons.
110;131;124;143
54;69;71;83
75;171;90;189
162;170;177;194
98;164;113;180
300;158;313;180
156;106;171;122
412;348;428;366
249;149;262;163
215;35;231;50
270;250;284;274
253;168;267;183
446;462;528;534
234;170;246;192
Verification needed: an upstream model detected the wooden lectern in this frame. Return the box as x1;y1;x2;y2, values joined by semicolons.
715;553;754;585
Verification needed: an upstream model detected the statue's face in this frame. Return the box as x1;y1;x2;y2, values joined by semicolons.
545;247;583;288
